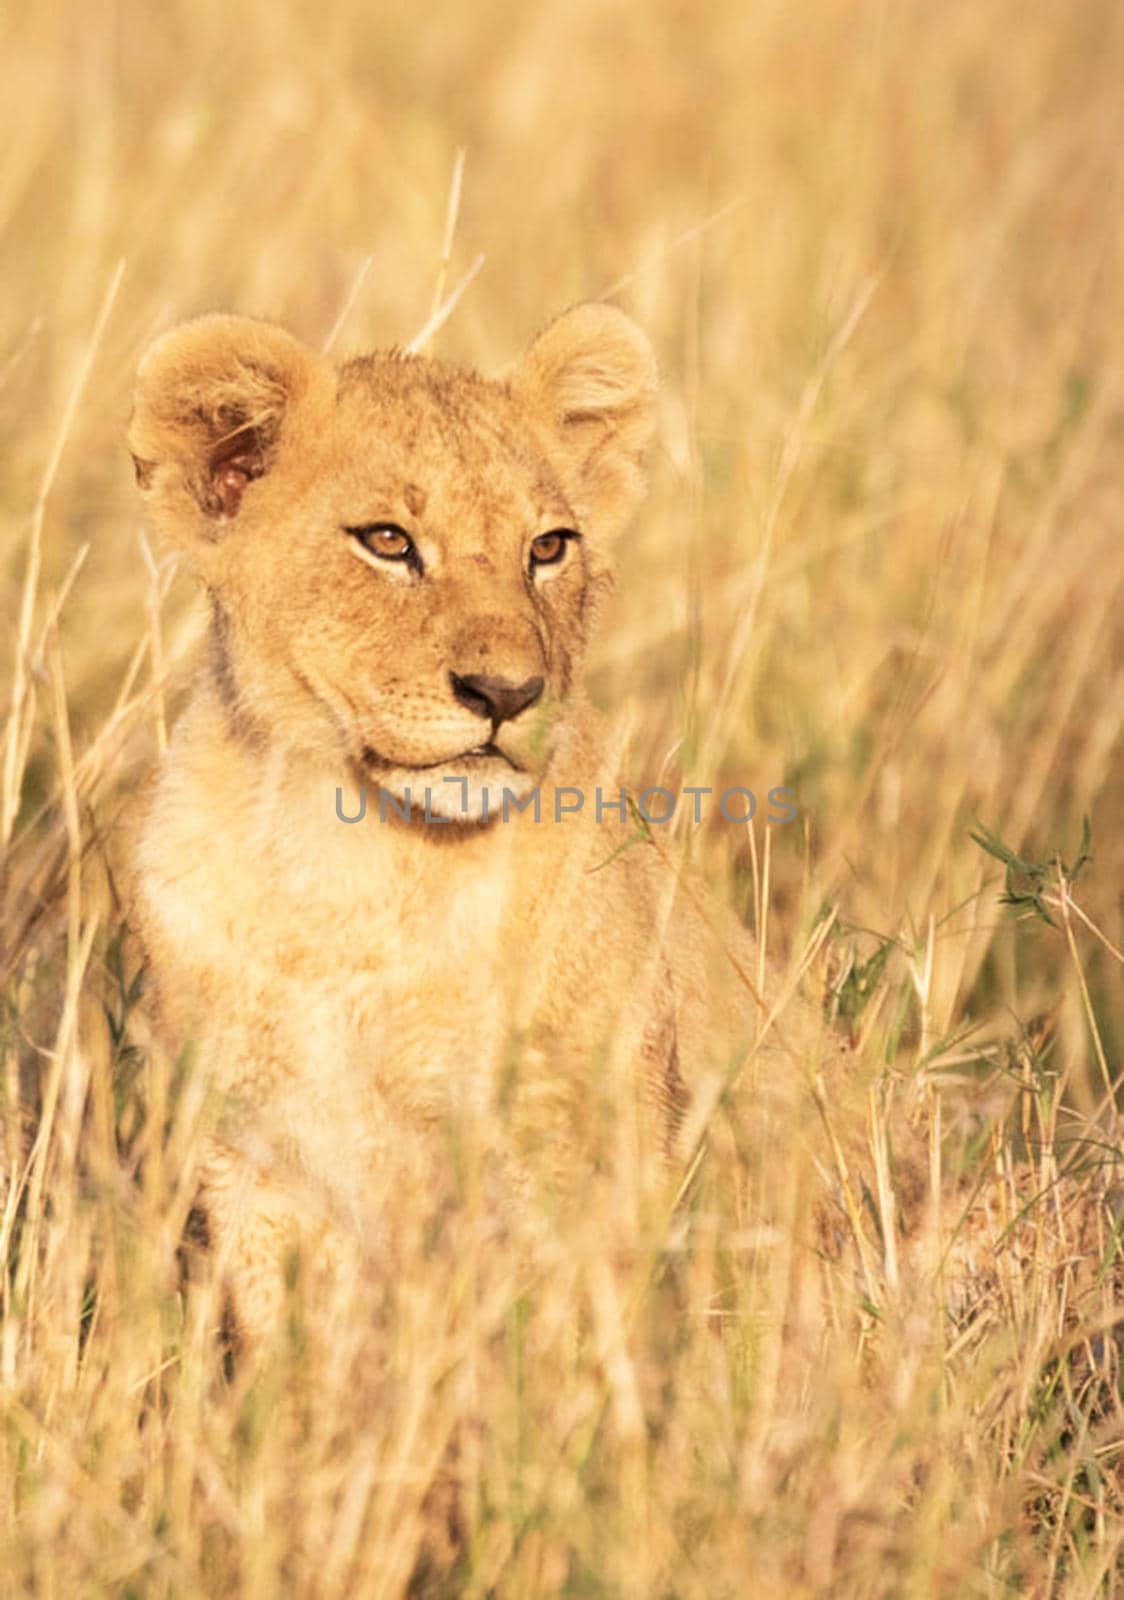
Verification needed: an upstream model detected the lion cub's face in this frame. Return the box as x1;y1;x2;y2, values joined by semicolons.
130;306;656;820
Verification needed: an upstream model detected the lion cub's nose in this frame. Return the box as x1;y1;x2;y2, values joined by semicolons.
451;672;545;726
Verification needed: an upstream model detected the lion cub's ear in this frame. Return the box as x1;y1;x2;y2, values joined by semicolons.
129;315;318;542
513;304;658;538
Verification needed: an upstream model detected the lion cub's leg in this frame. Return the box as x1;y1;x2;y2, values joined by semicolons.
198;1143;309;1356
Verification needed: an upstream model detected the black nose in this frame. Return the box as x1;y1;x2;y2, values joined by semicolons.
451;672;545;726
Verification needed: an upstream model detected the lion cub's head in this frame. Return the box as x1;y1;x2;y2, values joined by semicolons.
129;305;656;820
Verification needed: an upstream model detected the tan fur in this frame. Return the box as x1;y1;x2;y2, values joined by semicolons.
128;305;812;1347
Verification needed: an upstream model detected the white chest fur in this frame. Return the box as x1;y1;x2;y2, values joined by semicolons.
137;741;523;1214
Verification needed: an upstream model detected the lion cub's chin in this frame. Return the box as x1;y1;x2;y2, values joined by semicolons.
373;761;540;825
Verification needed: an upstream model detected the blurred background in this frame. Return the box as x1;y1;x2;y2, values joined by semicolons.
3;0;1121;1093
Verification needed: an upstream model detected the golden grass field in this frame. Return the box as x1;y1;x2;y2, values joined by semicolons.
2;0;1123;1593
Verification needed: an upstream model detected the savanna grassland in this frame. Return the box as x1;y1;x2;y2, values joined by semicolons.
2;1;1123;1595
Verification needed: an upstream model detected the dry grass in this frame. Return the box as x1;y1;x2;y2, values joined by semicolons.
2;1;1124;1594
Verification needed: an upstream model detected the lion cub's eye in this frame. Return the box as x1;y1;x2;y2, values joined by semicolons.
345;522;422;574
529;529;579;571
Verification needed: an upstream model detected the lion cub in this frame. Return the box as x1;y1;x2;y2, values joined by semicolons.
128;305;785;1347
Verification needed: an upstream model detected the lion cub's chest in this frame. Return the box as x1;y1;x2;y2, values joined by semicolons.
286;860;514;1114
139;747;566;1225
169;778;518;1111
